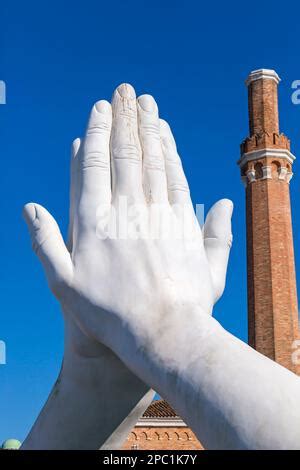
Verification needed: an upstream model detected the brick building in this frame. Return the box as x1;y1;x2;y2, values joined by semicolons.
122;400;203;450
122;69;299;450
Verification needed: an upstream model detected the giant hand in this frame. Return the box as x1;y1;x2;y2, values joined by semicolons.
23;84;300;450
23;83;232;361
22;83;232;449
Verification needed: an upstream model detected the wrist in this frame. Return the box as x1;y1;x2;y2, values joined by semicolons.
119;304;217;390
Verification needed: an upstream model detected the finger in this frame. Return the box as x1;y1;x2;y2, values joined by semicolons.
203;199;233;302
67;138;81;252
137;95;168;203
111;83;144;203
159;119;191;205
23;203;73;297
78;101;112;225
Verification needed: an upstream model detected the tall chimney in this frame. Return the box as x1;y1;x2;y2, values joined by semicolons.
238;69;299;373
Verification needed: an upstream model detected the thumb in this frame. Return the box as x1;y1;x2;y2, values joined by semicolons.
203;199;233;303
23;203;73;296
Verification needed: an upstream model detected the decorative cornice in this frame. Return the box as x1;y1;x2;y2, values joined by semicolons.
237;148;296;168
135;417;187;427
245;69;281;86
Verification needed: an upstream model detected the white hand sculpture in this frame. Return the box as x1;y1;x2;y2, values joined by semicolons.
23;84;300;450
24;84;232;350
22;83;231;449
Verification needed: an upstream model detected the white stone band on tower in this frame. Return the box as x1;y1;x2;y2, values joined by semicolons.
245;69;281;86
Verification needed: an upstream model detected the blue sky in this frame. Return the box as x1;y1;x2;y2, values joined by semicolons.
1;0;300;444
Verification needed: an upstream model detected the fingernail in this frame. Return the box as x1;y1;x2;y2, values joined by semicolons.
227;202;233;217
23;203;37;225
72;138;81;157
116;83;136;99
220;198;233;215
95;100;111;114
138;94;156;112
159;119;169;130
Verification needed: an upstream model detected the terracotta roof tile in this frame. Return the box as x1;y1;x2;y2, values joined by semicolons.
142;400;179;418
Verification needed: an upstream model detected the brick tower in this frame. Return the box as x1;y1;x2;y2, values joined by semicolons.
239;69;299;373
